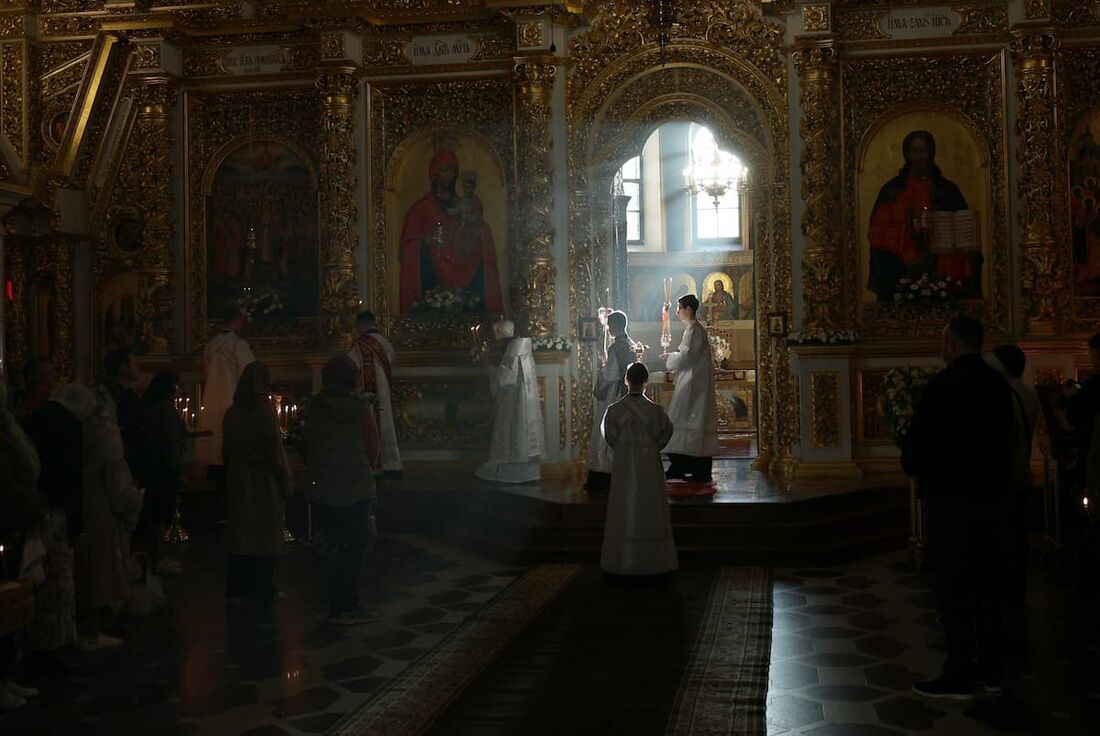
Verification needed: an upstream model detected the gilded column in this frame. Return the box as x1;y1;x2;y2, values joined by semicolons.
316;67;360;345
793;40;844;331
132;77;176;353
512;58;557;337
1011;30;1062;334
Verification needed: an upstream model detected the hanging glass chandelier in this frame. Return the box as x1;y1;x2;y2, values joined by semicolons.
683;143;745;209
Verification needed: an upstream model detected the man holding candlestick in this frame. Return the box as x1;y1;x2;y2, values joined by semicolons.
349;310;402;479
585;311;636;493
659;294;718;483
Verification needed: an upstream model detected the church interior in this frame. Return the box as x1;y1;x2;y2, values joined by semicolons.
2;0;1100;734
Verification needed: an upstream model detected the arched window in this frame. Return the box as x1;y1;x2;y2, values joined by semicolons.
687;124;745;249
619;155;643;245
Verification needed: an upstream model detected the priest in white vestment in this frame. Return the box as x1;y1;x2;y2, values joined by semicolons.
585;311;637;492
659;294;718;482
475;319;545;484
196;314;255;467
349;310;403;478
601;362;678;576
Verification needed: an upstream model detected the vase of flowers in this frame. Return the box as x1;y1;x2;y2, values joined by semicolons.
412;287;481;315
532;336;572;352
787;329;858;346
237;288;284;321
709;334;731;369
882;366;940;446
892;274;962;305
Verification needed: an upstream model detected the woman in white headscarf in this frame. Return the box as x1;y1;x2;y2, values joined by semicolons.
55;383;143;650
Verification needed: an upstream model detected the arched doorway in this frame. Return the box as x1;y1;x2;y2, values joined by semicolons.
568;34;795;472
607;121;759;454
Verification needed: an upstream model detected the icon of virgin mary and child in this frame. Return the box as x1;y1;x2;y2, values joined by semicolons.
398;149;504;314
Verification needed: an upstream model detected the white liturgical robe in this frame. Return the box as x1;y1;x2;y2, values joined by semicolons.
600;393;678;575
586;335;636;475
663;320;719;457
196;330;255;466
349;331;402;473
475;337;545;484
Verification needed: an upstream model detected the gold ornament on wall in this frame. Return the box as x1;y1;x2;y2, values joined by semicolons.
811;372;840;449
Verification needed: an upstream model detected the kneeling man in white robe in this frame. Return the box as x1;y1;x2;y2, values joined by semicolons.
475;319;545;484
601;362;679;576
659;294;718;482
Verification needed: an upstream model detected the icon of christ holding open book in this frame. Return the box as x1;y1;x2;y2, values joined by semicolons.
867;130;984;302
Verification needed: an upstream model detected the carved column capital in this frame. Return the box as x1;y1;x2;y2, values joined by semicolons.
794;38;844;332
1011;28;1063;334
316;66;360;345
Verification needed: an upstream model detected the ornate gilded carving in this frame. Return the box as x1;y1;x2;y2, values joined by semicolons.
135;43;161;70
3;242;28;375
471;33;516;62
391;378;492;447
856;369;890;444
183;48;228;77
186;88;320;350
794;42;843;332
317;67;360;346
518;21;544;49
363;38;410;67
834;11;888;41
558;375;566;451
1011;31;1062;335
802;4;831;33
1033;366;1065;386
953;5;1009;36
513;59;556;337
320;33;345;61
1;40;27;164
842;53;1011;338
1024;0;1051;20
810;372;840;449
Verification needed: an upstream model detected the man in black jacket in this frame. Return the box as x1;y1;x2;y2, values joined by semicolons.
902;316;1014;700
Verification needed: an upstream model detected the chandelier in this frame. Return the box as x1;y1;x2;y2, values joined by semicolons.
683;140;745;209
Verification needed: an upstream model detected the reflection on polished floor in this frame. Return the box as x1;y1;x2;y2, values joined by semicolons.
1;531;1097;735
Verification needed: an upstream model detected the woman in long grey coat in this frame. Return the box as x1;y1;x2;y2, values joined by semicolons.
57;383;143;650
223;362;292;602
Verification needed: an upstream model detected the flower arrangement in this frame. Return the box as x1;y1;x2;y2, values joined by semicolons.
532;336;572;352
883;366;940;446
788;329;858;346
709;334;731;368
237;289;284;320
413;287;481;314
892;274;962;304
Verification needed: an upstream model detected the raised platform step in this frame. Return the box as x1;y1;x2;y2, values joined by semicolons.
380;483;910;566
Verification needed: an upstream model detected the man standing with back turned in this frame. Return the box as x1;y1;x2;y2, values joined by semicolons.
903;316;1014;700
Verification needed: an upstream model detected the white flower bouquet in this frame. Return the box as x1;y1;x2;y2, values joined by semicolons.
709;334;731;368
413;287;481;314
893;274;961;304
883;366;940;446
237;288;284;320
532;336;572;352
788;329;858;346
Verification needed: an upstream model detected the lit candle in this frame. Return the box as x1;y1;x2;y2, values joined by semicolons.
1085;496;1090;510
0;544;6;580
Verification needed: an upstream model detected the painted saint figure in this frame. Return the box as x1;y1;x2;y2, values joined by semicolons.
703;279;737;322
398;149;504;314
867;130;981;301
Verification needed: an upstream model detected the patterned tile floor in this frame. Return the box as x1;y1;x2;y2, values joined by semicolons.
768;550;1100;736
0;533;523;736
4;532;1098;735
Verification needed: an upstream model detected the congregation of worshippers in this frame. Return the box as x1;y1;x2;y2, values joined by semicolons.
1;298;1098;707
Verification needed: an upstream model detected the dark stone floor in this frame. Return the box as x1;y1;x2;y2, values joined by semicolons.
2;531;1098;735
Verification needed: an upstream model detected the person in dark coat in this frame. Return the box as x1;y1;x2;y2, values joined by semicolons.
137;370;186;576
1064;332;1100;452
302;356;380;625
902;316;1014;700
100;349;144;485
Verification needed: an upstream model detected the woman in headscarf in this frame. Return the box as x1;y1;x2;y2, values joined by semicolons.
222;362;293;603
0;375;44;710
57;383;143;650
